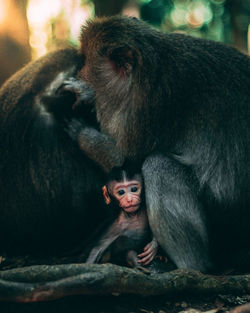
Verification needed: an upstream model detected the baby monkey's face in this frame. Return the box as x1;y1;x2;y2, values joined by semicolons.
111;180;142;213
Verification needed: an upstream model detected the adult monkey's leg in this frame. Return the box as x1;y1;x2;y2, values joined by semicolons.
142;154;213;273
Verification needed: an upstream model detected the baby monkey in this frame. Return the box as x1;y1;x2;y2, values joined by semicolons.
86;162;158;271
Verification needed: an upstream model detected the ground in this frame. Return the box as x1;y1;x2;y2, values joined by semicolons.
1;294;250;313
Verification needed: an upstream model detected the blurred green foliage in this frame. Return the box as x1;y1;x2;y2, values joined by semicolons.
140;0;249;48
87;0;249;50
31;0;249;54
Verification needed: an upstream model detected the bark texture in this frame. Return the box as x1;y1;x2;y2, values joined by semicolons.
0;264;249;303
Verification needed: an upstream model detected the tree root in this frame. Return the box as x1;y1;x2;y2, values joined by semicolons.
0;264;249;303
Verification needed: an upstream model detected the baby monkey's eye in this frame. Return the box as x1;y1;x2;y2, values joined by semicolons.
117;189;125;196
130;186;138;192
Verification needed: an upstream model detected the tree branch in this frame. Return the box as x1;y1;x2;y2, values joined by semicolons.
0;264;250;303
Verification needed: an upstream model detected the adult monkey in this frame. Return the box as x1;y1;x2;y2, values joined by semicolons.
71;16;250;273
0;48;122;256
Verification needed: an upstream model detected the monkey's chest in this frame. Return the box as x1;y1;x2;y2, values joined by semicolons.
99;225;151;265
121;227;150;249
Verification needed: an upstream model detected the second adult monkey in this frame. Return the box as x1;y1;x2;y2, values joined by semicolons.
86;163;158;270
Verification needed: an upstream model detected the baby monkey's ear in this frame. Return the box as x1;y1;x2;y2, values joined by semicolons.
102;185;111;205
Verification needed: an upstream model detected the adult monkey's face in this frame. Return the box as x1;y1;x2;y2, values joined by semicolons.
79;16;162;159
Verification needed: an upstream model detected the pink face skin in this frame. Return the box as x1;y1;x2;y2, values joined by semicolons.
112;180;142;213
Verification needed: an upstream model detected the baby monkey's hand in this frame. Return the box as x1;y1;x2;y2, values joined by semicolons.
138;237;158;266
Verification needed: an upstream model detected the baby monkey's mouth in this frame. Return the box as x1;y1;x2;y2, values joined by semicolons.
123;204;140;212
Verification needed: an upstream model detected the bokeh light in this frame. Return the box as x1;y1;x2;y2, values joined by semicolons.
0;1;7;25
187;2;213;28
170;7;188;27
27;0;94;59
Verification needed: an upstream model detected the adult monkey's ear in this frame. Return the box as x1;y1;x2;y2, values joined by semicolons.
102;185;111;205
102;45;142;77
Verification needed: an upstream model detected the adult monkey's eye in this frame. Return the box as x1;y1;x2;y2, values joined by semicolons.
131;186;138;192
117;189;125;196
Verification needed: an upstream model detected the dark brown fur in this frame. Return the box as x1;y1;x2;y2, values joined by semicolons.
0;49;109;255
